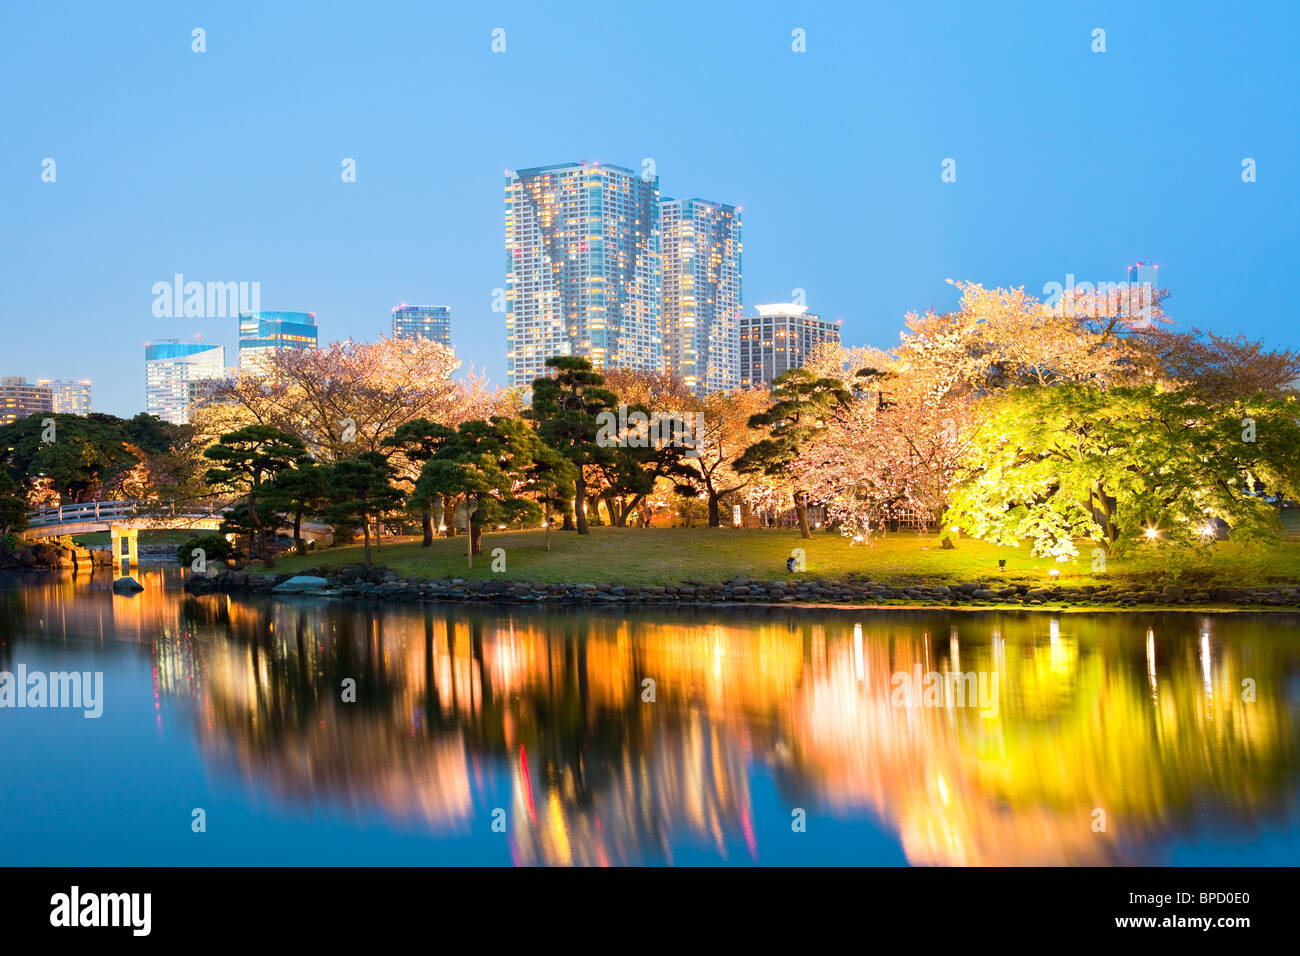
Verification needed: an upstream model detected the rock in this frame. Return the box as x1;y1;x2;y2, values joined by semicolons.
272;575;331;593
1162;585;1186;599
971;589;996;599
112;575;144;594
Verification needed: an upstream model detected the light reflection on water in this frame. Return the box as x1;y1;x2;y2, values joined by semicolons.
2;567;1299;866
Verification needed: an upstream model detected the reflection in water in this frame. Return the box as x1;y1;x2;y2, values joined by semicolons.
3;568;1299;865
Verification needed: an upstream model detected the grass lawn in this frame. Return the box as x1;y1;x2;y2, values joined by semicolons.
256;525;1300;589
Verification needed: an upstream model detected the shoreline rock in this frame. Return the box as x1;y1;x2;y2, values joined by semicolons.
181;564;1300;611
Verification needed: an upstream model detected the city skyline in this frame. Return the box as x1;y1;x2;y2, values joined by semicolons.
4;3;1297;418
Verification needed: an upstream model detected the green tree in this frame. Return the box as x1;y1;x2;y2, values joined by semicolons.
736;368;852;538
385;418;457;546
320;452;404;566
265;462;327;556
202;425;307;560
518;440;576;551
528;357;617;535
415;417;543;558
0;470;27;534
0;413;145;503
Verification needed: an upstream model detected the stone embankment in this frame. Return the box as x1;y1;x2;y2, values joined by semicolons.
0;541;114;571
183;565;1300;609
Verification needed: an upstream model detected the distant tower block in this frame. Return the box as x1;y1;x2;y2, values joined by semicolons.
392;304;452;346
1126;261;1160;325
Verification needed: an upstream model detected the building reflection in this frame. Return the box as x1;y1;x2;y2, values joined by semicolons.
4;568;1299;865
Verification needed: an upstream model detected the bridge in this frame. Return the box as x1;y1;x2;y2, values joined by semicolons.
21;499;333;544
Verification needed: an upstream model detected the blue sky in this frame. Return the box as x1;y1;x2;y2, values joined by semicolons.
2;0;1296;417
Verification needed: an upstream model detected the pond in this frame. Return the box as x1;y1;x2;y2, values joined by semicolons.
1;568;1298;865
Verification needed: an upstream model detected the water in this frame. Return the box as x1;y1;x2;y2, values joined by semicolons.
1;567;1298;866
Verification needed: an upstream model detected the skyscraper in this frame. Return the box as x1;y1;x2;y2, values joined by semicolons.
145;341;225;424
739;305;841;387
392;305;452;346
238;311;318;373
36;379;92;415
659;198;742;394
1126;261;1160;326
0;377;53;426
505;161;661;389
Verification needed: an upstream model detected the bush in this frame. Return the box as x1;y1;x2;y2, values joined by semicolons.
176;533;240;569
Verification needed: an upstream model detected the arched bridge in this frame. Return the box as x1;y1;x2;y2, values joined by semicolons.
21;499;224;539
21;499;332;544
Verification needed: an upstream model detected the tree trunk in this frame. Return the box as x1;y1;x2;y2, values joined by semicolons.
293;508;306;556
574;473;589;535
421;505;433;547
247;495;260;560
794;491;812;539
468;498;483;556
707;493;721;528
362;522;372;566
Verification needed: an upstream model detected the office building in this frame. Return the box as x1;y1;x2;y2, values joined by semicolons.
36;379;92;415
505;161;661;388
145;341;225;424
660;198;742;395
739;305;841;387
0;377;54;426
392;304;452;346
238;311;318;373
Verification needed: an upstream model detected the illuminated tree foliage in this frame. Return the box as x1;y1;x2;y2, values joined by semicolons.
945;384;1300;560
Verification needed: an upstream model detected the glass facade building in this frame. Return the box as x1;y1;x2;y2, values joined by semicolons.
739;305;841;387
660;198;742;395
505;161;662;389
145;341;225;424
36;379;92;415
238;311;318;374
392;305;451;346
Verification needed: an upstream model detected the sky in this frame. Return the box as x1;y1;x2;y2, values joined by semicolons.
2;0;1297;418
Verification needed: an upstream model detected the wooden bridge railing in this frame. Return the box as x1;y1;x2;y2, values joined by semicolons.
25;499;224;529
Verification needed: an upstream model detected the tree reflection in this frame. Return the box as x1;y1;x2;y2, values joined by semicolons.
5;568;1299;865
